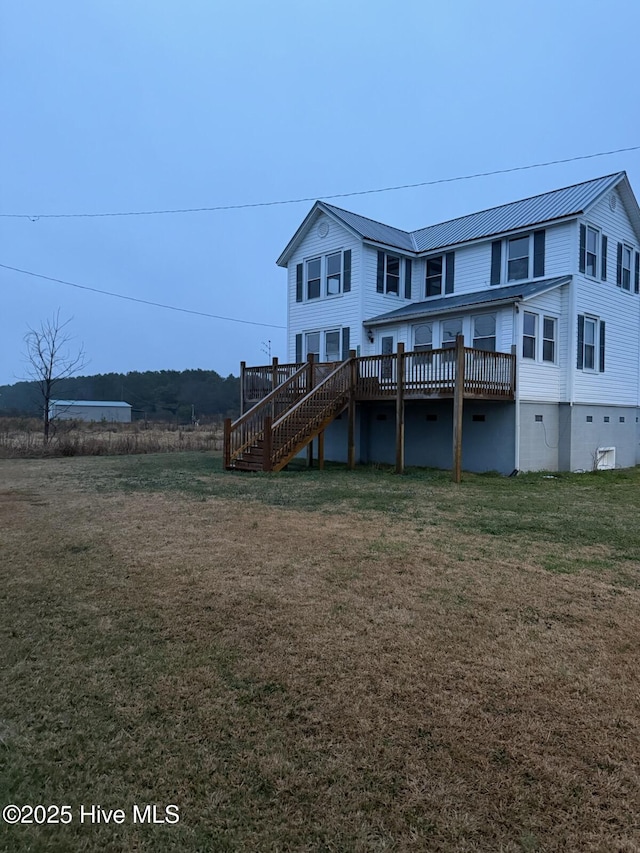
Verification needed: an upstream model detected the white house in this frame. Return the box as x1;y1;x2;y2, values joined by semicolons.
228;172;640;474
49;400;132;423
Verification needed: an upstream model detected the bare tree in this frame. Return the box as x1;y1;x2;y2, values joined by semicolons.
23;311;87;442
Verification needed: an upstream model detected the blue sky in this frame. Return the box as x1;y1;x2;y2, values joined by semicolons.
2;0;639;386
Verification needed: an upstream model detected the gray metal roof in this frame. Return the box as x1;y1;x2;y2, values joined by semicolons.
277;172;635;266
410;173;624;251
320;203;415;252
365;277;571;326
51;400;132;408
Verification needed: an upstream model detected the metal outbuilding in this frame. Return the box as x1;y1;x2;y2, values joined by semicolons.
49;400;132;423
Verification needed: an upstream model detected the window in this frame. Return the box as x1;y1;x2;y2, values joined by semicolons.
491;230;545;285
577;315;605;372
305;331;320;361
441;317;463;349
425;252;455;297
295;250;351;303
306;258;321;299
325;330;340;362
326;253;342;295
472;314;496;351
376;252;412;298
542;317;556;363
297;328;346;363
620;244;632;291
414;323;433;352
508;236;530;281
586;226;598;277
523;312;537;359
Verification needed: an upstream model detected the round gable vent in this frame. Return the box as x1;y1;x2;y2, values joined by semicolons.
317;222;329;238
609;194;617;211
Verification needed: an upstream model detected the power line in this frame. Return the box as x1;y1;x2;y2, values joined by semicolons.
2;145;638;220
0;263;286;330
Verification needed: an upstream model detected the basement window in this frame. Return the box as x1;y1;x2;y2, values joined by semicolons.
619;416;625;423
604;416;610;423
535;414;543;422
586;416;593;422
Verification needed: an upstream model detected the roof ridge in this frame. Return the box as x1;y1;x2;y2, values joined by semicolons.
410;172;624;236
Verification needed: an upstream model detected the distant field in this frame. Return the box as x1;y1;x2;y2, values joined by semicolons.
1;454;639;852
0;417;223;457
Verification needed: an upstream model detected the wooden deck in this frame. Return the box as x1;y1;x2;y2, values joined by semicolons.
228;341;516;480
241;346;515;411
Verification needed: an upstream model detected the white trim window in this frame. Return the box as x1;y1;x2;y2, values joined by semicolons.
522;312;537;359
324;329;341;362
491;230;545;285
295;250;352;303
577;314;605;372
542;316;556;363
383;254;400;295
507;236;530;281
586;226;599;278
413;323;433;352
472;313;496;352
441;316;463;349
621;244;632;291
305;331;321;361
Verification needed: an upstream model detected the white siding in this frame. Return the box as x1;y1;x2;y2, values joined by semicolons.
287;212;362;361
517;286;567;402
571;186;640;406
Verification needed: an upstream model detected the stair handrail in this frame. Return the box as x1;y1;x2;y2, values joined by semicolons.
226;360;310;464
269;357;355;469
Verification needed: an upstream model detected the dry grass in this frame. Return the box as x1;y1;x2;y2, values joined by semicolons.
0;417;223;458
1;455;639;852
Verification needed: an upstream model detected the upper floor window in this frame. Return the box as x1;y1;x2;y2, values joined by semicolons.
618;244;632;291
376;251;412;298
295;250;351;303
579;224;608;280
425;251;455;297
523;312;537;359
491;230;545;285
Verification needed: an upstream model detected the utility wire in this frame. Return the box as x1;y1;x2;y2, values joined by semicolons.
0;263;286;330
2;145;638;220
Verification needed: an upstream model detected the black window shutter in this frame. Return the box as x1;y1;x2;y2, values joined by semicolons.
404;258;412;299
341;327;350;360
635;251;640;294
376;251;385;292
577;315;584;370
599;321;605;372
579;224;586;273
616;242;623;286
490;241;501;285
343;250;351;293
296;264;303;302
445;251;455;293
295;333;302;363
601;235;607;281
533;230;545;277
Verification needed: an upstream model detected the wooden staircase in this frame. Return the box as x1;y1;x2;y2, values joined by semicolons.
225;357;354;472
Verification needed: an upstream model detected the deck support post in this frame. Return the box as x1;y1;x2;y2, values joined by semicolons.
263;416;273;472
318;430;325;470
452;335;465;483
347;350;357;470
395;342;405;474
223;418;231;469
240;361;246;416
306;354;315;467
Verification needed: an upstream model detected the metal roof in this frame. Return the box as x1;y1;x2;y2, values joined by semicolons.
410;173;624;251
50;400;132;408
365;277;571;326
320;203;415;252
277;172;636;266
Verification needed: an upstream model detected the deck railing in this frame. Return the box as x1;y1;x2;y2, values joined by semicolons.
269;359;353;471
225;361;310;467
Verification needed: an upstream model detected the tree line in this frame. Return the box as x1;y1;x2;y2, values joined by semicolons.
0;368;240;422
